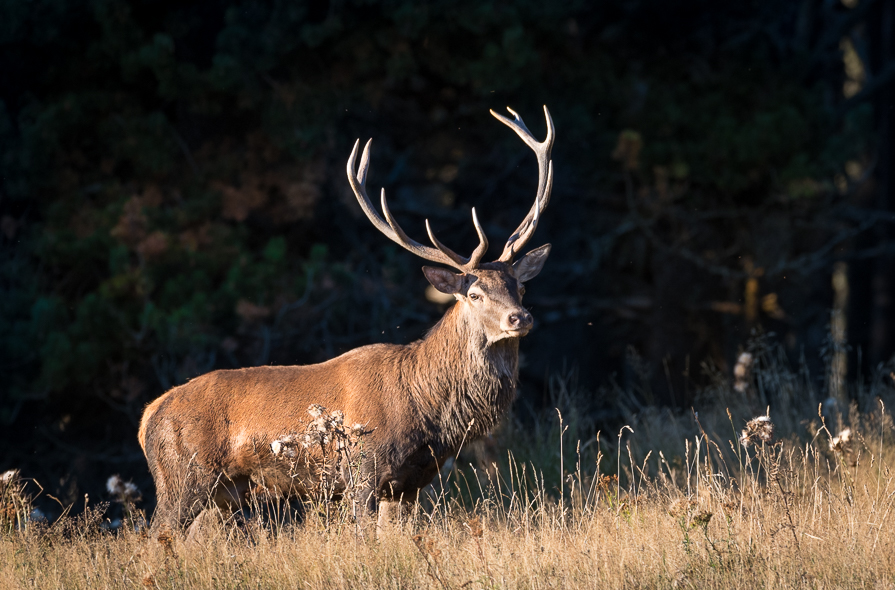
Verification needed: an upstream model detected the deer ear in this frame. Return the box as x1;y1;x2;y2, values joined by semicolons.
513;244;551;282
422;266;466;295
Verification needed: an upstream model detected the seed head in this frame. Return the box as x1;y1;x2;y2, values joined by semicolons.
829;428;857;466
733;352;753;393
829;428;852;451
740;415;774;448
721;500;740;517
106;474;141;503
124;482;141;500
271;434;301;457
692;511;713;528
668;498;696;518
107;475;124;495
466;517;484;538
156;529;175;558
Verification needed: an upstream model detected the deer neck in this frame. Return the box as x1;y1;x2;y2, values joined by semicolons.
405;303;519;450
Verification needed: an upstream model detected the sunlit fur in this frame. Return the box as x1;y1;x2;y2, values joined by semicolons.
138;261;540;533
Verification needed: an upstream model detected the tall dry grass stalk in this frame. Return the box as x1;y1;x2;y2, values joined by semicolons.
3;340;895;589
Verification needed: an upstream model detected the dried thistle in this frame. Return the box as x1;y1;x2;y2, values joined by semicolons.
733;352;753;393
466;516;484;538
0;470;19;486
299;405;371;453
413;533;442;562
270;405;375;522
270;434;302;459
691;511;713;528
829;428;852;452
740;415;774;448
156;529;175;559
721;500;741;518
596;474;618;493
106;474;142;504
830;428;857;466
0;469;32;533
466;516;494;585
668;498;696;518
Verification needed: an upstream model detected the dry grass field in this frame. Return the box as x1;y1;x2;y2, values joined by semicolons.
3;344;895;589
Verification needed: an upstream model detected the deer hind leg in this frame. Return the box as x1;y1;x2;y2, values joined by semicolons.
182;473;251;542
376;491;417;538
170;472;217;533
376;498;404;537
147;458;224;536
185;507;222;543
148;455;194;535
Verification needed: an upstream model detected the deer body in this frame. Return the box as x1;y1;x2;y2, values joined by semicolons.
139;107;555;533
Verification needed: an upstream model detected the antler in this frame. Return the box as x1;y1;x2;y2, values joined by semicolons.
346;139;488;274
489;105;555;263
347;106;553;272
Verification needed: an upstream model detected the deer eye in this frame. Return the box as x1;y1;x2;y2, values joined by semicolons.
469;292;483;302
519;285;526;296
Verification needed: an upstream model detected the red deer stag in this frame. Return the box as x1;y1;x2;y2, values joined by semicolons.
138;106;555;534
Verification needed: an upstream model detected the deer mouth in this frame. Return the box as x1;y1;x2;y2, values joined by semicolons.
503;326;531;338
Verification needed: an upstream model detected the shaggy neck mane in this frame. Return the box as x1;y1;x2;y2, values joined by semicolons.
400;303;519;450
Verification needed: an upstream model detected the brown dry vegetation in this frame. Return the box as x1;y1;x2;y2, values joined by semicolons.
3;344;895;589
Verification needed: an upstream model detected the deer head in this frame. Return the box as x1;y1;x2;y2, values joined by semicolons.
347;106;555;343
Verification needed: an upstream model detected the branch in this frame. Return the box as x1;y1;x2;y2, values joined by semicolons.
624;170;748;280
623;172;895;282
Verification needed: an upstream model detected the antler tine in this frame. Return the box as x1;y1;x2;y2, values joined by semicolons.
422;206;490;270
347;139;396;241
467;208;489;268
501;160;553;261
347;138;486;273
489;105;555;262
424;219;471;268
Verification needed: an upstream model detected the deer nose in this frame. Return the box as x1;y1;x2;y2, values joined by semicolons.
505;310;533;332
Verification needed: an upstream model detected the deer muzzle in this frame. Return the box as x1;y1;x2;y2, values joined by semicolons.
502;309;534;336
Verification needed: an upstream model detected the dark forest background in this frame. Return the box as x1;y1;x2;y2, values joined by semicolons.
1;0;894;514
